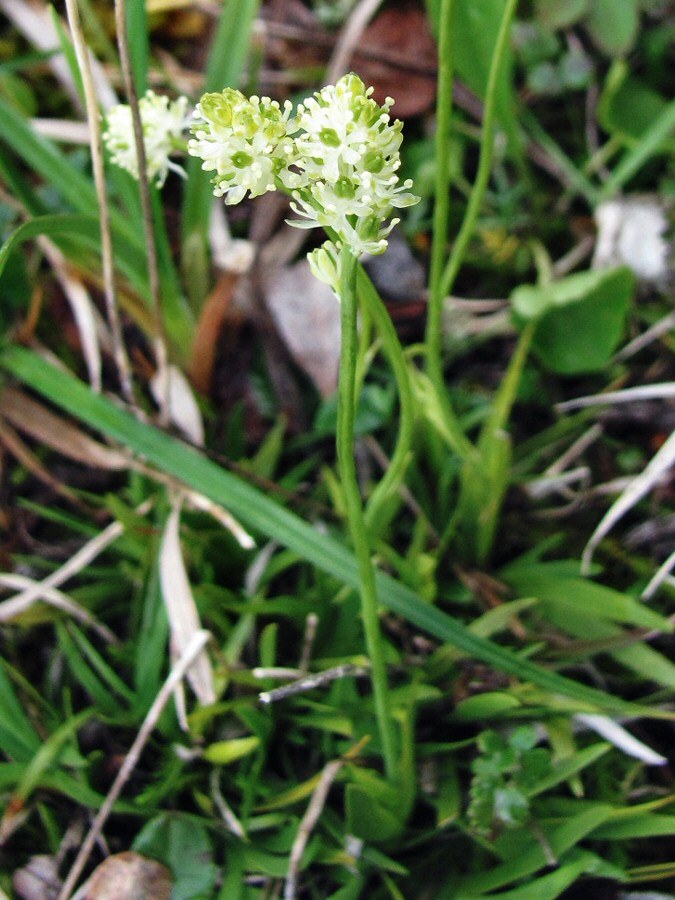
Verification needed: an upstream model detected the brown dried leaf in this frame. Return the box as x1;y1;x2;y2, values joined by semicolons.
84;852;172;900
188;272;239;395
356;3;437;118
264;260;341;398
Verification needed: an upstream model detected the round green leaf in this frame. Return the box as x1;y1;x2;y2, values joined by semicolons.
585;0;639;55
511;267;634;375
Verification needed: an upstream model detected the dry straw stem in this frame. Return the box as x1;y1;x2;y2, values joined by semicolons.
0;573;117;644
113;0;170;425
284;758;344;900
63;0;135;405
58;630;211;900
325;0;385;83
0;499;154;619
582;429;675;574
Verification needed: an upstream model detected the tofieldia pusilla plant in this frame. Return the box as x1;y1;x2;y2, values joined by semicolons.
105;73;420;781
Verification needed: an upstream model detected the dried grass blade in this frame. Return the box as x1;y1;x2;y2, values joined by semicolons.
575;714;666;765
582;430;675;574
0;387;129;470
150;365;205;447
40;240;102;392
159;498;215;706
0;574;117;644
0;418;81;506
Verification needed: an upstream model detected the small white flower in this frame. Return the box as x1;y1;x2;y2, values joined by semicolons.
189;89;293;205
103;91;189;187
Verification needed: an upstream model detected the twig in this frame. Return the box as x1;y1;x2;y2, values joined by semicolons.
0;499;154;619
615;310;675;362
284;758;344;900
63;0;135;406
545;424;604;477
210;769;247;839
259;664;369;705
113;0;170;424
642;548;675;601
557;383;675;412
58;630;211;900
298;613;319;674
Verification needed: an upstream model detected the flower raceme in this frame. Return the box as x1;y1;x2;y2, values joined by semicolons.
286;74;419;254
103;76;419;256
189;73;420;255
103;90;189;187
188;89;294;205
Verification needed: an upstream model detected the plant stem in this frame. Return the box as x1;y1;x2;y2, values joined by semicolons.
63;0;135;407
438;0;518;302
358;269;415;540
114;0;170;425
426;0;454;394
337;245;397;781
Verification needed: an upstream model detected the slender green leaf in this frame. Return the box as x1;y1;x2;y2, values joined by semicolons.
0;662;42;761
15;709;92;803
455;805;613;894
126;0;149;95
0;213;147;296
593;814;675;840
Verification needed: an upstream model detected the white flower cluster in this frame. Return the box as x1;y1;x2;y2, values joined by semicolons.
103;91;189;187
288;74;419;255
188;89;293;205
189;73;419;255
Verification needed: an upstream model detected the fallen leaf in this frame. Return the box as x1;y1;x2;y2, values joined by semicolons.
13;854;60;900
264;260;341;398
356;3;437;118
84;852;172;900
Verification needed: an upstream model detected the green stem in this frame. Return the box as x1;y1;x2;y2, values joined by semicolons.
426;0;454;394
358;269;415;539
337;246;397;781
439;0;518;301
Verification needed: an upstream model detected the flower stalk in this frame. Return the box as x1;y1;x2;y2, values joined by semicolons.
336;244;397;780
